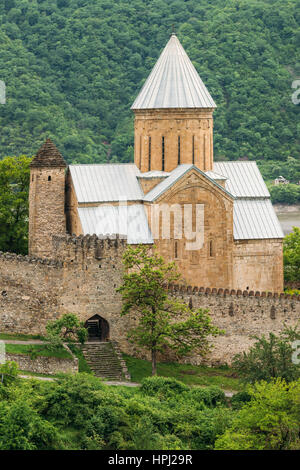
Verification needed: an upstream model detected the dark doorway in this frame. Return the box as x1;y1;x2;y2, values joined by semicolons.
85;315;109;342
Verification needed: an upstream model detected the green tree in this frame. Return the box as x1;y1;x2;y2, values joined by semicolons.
0;155;31;254
232;328;300;384
46;313;88;346
215;379;300;450
117;245;222;375
283;227;300;282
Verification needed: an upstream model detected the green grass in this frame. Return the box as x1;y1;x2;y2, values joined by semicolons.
123;354;243;392
0;332;46;341
67;344;92;374
6;343;73;359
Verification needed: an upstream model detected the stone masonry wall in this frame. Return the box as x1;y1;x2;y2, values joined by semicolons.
168;285;300;365
6;353;78;375
29;167;66;258
0;235;299;366
134;109;214;173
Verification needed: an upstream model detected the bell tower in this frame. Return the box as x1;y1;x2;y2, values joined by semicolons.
29;139;67;258
131;34;216;173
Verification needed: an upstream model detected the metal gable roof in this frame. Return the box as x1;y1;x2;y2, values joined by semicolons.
213;161;270;198
78;205;153;244
131;34;216;110
69;164;144;203
144;164;233;202
233;199;284;239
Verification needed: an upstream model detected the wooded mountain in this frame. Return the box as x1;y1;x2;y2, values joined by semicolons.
0;0;299;167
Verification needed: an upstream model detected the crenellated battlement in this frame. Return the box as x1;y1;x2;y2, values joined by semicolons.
167;284;300;301
0;251;63;268
52;233;128;263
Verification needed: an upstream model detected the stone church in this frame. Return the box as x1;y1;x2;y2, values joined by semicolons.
29;33;284;293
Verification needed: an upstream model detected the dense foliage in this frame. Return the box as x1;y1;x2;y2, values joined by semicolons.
0;0;299;166
117;245;222;374
283;227;300;282
215;379;300;450
232;328;300;384
0;364;299;450
0;155;31;254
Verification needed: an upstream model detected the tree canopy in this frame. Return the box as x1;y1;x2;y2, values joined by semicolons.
117;245;222;375
0;0;299;168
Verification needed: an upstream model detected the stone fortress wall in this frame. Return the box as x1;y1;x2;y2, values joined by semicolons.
0;234;299;365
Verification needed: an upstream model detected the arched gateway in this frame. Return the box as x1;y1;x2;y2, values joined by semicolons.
85;315;109;342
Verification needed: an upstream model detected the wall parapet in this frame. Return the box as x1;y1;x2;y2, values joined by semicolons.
52;233;128;263
0;251;63;268
167;284;300;301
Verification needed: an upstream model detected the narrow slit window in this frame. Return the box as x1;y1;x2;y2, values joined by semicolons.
192;135;195;164
148;136;151;171
209;240;213;257
48;175;51;181
178;136;180;165
175;241;178;259
162;136;165;171
139;135;142;169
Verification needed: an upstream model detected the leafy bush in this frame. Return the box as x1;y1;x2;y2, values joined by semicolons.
0;399;59;450
187;386;226;407
140;376;189;398
215;379;300;450
231;391;251;410
0;361;19;387
232;329;300;384
284;227;300;282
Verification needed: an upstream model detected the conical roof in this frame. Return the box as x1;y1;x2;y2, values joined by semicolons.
131;34;216;110
30;139;67;168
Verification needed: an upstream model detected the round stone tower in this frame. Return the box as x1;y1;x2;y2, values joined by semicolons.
29;139;67;258
131;33;217;173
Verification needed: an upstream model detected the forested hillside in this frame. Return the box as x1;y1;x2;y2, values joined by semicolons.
0;0;299;168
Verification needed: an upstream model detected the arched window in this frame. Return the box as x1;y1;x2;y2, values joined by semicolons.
48;175;51;181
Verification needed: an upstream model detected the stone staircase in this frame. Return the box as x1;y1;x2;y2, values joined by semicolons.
81;341;130;381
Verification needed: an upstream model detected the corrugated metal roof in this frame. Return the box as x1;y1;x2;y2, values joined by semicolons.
233;199;284;240
214;161;270;198
69;164;144;203
144;164;193;201
131;34;216;110
205;171;227;180
78;205;153;244
138;170;170;179
144;164;233;202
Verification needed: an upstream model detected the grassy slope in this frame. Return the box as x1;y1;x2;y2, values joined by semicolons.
6;343;73;359
123;354;243;391
0;332;45;341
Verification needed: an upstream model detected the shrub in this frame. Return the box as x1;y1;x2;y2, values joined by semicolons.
0;361;19;386
232;329;300;384
215;379;300;450
188;386;226;407
231;391;251;410
140;376;189;398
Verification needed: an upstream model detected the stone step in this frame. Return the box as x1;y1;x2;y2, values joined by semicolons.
81;341;130;380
